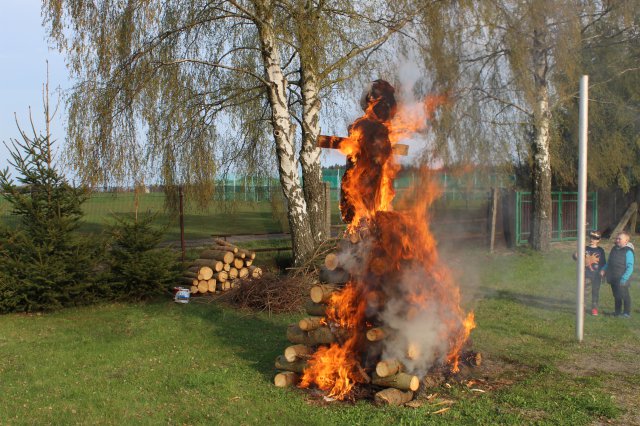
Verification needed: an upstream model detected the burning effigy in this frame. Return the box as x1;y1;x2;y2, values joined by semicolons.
274;80;478;405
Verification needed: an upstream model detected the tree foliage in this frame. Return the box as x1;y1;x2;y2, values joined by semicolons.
0;128;105;312
106;213;182;301
43;0;410;264
415;0;639;250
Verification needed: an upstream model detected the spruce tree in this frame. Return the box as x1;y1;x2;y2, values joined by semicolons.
106;213;181;300
0;132;104;312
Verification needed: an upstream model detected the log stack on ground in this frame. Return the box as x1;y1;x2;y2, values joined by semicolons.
272;235;482;405
179;238;260;295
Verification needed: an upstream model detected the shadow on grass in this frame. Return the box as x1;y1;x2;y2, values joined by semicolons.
182;301;291;381
481;287;575;314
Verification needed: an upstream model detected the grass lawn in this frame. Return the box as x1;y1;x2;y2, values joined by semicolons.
1;194;291;241
0;243;639;424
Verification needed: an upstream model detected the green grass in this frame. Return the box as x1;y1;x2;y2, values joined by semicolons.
0;193;287;242
1;244;639;424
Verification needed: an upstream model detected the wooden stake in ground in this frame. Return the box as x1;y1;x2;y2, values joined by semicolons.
611;202;638;238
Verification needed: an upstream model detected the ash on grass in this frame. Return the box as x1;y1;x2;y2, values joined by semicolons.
218;273;315;314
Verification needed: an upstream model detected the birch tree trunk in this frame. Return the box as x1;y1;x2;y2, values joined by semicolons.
300;66;327;245
530;28;552;251
254;0;314;264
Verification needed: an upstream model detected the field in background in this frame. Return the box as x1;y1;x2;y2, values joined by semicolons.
0;242;638;424
0;188;490;243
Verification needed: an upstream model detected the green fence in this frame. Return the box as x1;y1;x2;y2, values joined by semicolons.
515;191;598;245
0;169;512;240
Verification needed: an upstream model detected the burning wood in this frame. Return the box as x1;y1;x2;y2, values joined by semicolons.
274;80;477;403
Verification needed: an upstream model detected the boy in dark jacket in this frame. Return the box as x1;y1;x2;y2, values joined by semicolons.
584;231;606;315
574;231;606;315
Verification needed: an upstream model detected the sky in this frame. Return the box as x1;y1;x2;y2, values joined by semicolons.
0;1;69;170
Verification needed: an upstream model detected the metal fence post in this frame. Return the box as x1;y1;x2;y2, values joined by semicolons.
179;185;185;262
515;191;521;245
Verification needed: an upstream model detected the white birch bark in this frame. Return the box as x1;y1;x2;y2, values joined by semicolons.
300;66;327;244
530;28;552;251
254;0;314;264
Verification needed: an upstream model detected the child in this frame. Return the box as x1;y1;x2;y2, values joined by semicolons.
584;231;606;315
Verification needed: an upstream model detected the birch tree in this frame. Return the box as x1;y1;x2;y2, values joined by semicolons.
43;0;407;263
286;0;410;244
417;0;624;251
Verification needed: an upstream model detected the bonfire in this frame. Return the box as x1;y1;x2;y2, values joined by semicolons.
275;80;478;405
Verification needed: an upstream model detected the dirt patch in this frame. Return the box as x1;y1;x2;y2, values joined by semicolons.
559;341;640;426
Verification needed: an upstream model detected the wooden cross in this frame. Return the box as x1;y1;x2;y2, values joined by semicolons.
317;135;409;156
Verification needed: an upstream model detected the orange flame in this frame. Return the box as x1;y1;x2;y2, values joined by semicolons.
301;91;473;400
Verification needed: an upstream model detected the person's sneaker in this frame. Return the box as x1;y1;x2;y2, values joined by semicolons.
621;313;631;318
591;308;598;316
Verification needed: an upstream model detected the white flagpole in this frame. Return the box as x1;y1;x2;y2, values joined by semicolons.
576;75;589;342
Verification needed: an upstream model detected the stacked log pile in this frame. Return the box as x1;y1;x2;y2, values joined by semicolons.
180;238;263;295
273;236;482;405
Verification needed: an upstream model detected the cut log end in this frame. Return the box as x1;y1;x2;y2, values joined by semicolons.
376;359;402;378
374;388;414;406
310;284;337;304
298;316;323;331
366;327;388;342
324;253;339;271
274;371;299;388
284;344;312;362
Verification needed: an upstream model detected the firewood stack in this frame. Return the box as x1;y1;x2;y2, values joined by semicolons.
272;236;482;405
180;238;262;296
